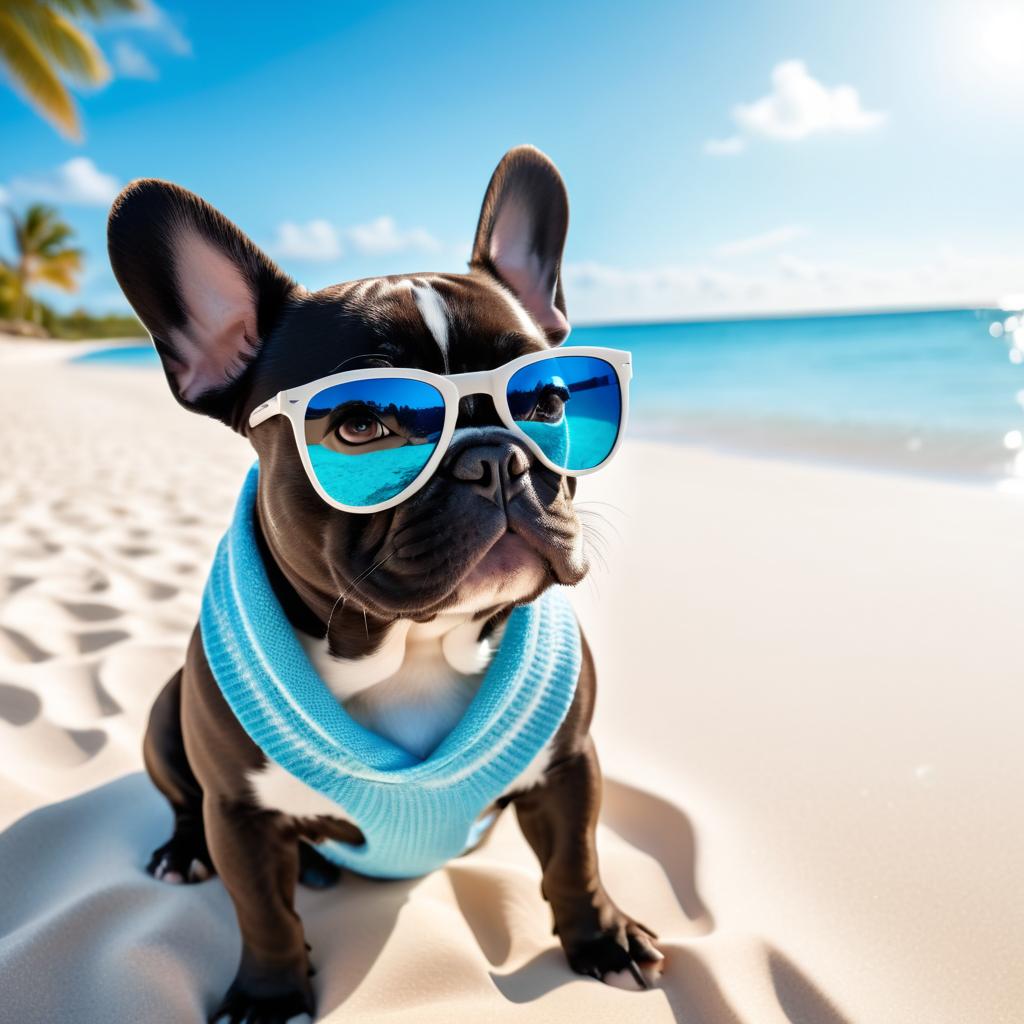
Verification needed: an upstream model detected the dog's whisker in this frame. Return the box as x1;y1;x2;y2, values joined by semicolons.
326;550;396;638
589;529;612;571
581;521;610;551
342;549;396;601
576;506;623;542
589;547;610;579
579;520;613;561
325;592;346;640
575;499;629;518
577;516;614;543
580;530;611;581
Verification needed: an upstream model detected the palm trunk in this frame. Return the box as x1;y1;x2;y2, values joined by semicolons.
13;259;28;323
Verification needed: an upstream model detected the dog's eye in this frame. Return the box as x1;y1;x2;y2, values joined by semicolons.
533;385;569;423
334;411;390;445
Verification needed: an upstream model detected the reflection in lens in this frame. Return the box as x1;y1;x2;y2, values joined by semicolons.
304;378;445;507
506;356;621;471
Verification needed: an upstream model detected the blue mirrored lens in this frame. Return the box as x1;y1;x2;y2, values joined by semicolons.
304;378;445;507
506;356;621;470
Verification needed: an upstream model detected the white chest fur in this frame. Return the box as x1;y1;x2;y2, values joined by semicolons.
246;615;555;820
312;615;495;760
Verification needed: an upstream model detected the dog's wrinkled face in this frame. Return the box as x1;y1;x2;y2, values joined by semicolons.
108;147;587;632
246;272;587;623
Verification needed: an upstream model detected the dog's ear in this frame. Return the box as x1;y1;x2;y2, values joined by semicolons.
107;179;297;424
470;146;570;343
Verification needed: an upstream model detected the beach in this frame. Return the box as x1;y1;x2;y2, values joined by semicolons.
1;340;1022;1024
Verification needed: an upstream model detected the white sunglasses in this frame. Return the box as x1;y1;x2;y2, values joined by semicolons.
249;346;632;513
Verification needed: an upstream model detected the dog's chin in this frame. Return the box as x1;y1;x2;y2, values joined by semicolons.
357;530;573;621
444;532;552;615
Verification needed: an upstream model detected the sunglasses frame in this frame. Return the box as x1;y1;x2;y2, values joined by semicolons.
248;346;632;514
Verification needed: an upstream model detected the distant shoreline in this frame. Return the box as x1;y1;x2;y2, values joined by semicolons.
15;305;1024;491
6;301;1016;342
571;301;1010;331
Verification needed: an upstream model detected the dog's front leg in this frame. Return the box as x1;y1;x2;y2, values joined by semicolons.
513;738;664;988
203;797;314;1023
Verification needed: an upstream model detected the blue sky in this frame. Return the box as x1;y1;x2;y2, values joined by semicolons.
2;0;1024;322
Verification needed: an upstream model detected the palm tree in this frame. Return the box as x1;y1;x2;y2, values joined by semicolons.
5;204;83;321
0;262;20;320
0;0;142;140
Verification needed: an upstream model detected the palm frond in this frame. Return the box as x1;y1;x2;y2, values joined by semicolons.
33;248;84;291
8;209;27;252
32;222;77;254
0;0;144;139
7;203;84;297
9;4;110;85
0;10;79;139
33;0;144;18
22;203;61;238
20;205;76;255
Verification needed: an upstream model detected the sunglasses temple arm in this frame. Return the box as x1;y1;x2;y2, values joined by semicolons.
248;393;282;429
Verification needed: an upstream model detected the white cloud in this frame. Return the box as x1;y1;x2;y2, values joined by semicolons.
269;215;444;265
0;184;8;206
112;40;158;80
346;216;441;256
98;2;190;79
777;253;823;282
133;1;192;56
563;246;1024;324
272;220;343;261
703;136;745;156
715;225;810;258
564;262;746;319
8;158;120;206
704;60;886;154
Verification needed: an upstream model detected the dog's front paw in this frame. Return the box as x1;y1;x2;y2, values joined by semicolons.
297;840;342;890
147;836;214;885
209;977;315;1024
560;915;665;990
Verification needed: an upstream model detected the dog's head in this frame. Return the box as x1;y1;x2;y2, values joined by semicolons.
108;147;588;636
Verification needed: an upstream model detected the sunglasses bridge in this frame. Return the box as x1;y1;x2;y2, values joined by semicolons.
246;348;631;512
249;368;516;430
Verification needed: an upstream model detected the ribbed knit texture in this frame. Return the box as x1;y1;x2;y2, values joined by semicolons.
200;464;582;879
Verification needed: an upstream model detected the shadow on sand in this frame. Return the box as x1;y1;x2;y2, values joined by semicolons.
487;778;853;1024
0;772;852;1024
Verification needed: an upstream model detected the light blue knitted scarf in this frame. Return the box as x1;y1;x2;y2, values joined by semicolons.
200;465;581;880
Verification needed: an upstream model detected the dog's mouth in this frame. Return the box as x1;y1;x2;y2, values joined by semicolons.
444;529;551;614
338;511;586;622
465;530;540;580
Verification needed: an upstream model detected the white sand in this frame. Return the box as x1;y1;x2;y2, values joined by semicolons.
1;342;1022;1023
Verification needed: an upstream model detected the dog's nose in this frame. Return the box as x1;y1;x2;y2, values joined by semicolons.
448;437;530;506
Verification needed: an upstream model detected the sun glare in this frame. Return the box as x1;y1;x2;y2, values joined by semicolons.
970;4;1024;75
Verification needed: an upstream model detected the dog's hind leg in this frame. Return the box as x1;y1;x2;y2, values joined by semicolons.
143;668;214;884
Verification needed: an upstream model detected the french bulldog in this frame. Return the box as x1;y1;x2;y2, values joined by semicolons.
107;146;663;1023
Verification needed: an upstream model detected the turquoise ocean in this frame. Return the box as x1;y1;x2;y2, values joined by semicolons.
75;307;1024;484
